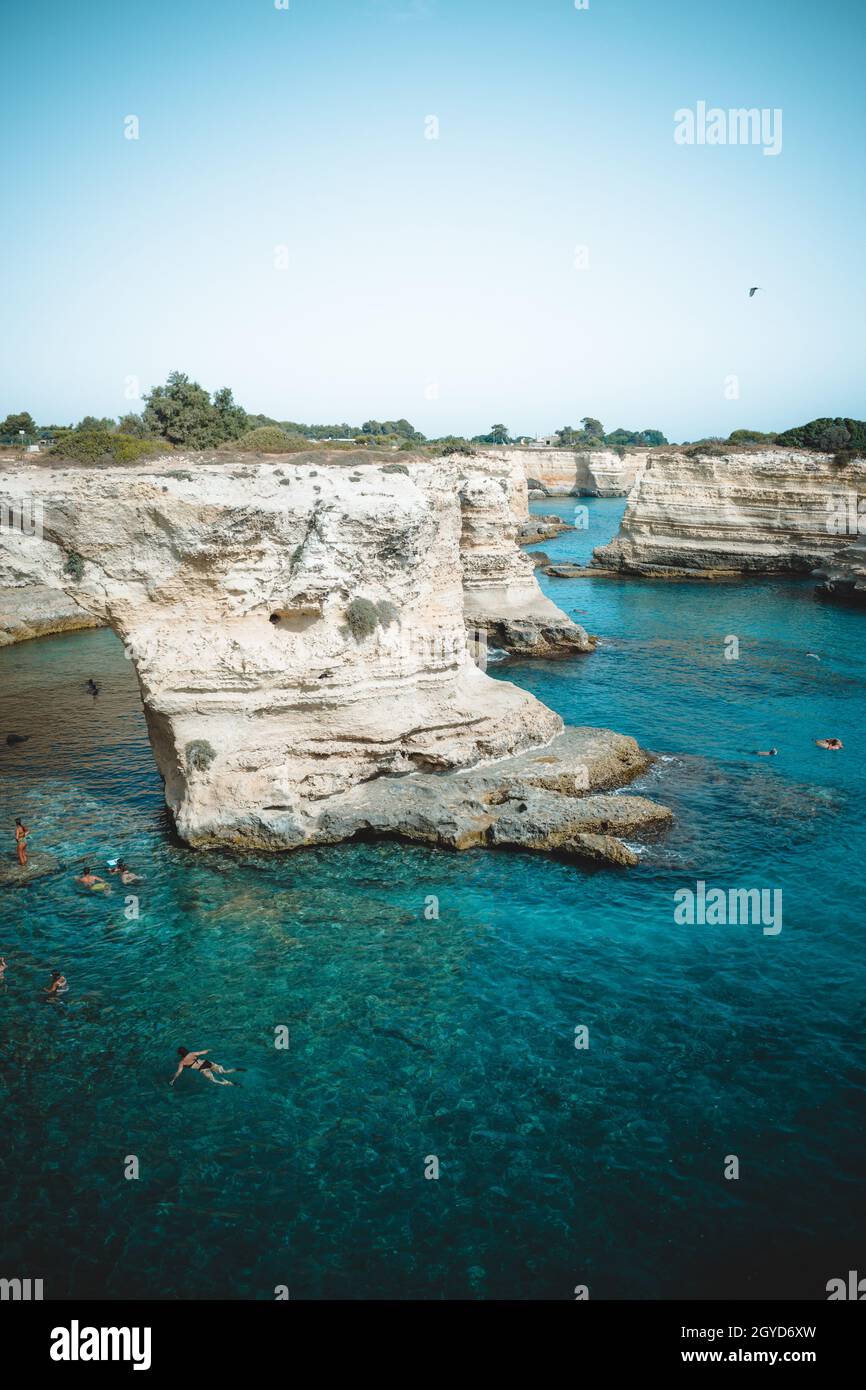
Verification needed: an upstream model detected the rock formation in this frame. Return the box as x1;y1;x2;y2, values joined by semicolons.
593;448;866;576
492;446;646;497
460;453;594;655
0;583;103;646
0;457;666;862
814;538;866;605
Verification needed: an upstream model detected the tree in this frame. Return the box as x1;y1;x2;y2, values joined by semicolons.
142;371;224;448
1;411;37;438
555;426;579;447
212;387;248;442
75;415;116;433
775;417;866;451
117;412;152;438
581;417;604;440
488;423;510;444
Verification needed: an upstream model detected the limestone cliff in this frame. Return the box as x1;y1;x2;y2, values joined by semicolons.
460;452;594;655
0;457;667;860
0;583;103;646
593;448;866;576
492;447;646;497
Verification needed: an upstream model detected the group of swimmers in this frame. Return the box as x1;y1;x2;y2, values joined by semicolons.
6;828;240;1089
76;859;143;894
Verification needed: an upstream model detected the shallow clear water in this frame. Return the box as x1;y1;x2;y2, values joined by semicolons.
0;497;863;1300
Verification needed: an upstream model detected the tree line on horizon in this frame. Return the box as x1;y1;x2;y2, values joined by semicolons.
1;374;864;463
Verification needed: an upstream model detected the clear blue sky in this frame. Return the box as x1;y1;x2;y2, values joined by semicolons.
1;0;864;440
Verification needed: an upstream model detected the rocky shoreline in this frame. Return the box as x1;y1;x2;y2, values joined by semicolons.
0;454;668;865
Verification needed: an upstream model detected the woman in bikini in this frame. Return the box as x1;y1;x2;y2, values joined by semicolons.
14;818;28;866
169;1047;239;1086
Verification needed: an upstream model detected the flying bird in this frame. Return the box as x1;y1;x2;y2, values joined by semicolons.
748;286;764;297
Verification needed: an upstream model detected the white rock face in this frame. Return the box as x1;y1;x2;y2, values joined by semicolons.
0;458;566;846
0;584;102;646
460;451;593;653
492;447;646;497
594;449;866;575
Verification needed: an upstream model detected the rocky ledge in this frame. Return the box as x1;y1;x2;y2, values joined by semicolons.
222;727;670;867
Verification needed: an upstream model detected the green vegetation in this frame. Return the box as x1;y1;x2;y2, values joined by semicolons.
49;431;169;465
229;426;309;453
142;372;247;448
63;552;85;581
344;597;399;641
726;429;779;445
774;417;866;452
0;410;37;439
382;462;410;475
554;419;668;449
185;739;216;773
434;437;476;456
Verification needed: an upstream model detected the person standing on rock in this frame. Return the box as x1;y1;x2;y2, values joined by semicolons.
14;817;28;866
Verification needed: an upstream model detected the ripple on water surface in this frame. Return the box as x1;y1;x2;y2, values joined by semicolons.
1;502;864;1298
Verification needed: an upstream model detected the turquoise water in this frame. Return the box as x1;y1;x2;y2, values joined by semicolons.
1;496;863;1301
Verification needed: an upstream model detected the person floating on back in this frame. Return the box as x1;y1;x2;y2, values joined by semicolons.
14;817;28;866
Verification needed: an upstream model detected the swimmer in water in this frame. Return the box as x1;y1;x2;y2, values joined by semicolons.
170;1047;240;1087
754;748;778;756
86;678;100;696
109;858;143;885
816;737;843;750
44;969;68;997
14;817;28;866
0;956;7;979
76;865;111;893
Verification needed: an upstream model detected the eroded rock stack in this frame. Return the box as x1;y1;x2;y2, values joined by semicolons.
0;456;665;861
593;449;866;577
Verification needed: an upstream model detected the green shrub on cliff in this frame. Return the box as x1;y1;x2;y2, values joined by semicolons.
63;551;85;581
229;426;311;453
49;431;169;464
185;739;216;773
345;597;399;640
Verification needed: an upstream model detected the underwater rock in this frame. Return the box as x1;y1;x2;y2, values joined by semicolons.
0;850;61;885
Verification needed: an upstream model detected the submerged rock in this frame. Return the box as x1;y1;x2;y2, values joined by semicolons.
540;562;586;579
0;850;61;885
